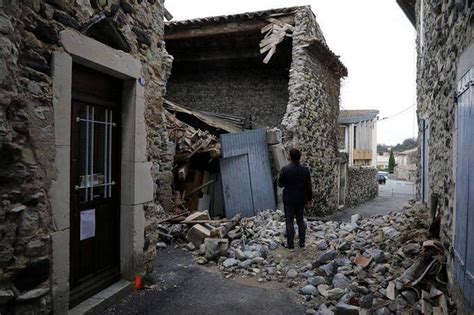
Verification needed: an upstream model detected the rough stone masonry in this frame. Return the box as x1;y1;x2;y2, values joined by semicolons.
0;0;172;313
165;6;347;215
413;0;473;313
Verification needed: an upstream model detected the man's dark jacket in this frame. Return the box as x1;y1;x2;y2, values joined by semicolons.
278;162;312;205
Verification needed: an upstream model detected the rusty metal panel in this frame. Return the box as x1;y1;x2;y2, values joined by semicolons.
220;129;276;218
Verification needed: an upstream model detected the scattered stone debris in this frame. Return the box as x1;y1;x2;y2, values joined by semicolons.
156;202;455;314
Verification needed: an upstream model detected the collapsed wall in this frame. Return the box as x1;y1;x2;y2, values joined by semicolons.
346;167;378;207
283;7;347;215
165;6;347;215
0;1;171;313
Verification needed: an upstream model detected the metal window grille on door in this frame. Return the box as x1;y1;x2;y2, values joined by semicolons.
75;105;116;202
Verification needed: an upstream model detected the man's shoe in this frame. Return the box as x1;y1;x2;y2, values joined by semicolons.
299;243;305;248
284;243;294;249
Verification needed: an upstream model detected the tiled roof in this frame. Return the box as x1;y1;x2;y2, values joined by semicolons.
339;110;379;124
165;6;304;29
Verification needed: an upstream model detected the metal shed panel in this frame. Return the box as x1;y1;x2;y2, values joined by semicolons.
220;129;276;217
220;154;254;218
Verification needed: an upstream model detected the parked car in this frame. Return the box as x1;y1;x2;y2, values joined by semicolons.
377;173;387;185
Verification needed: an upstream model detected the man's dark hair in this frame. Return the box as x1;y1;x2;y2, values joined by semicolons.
289;148;301;163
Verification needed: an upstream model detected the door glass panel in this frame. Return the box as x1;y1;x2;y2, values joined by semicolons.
76;105;115;203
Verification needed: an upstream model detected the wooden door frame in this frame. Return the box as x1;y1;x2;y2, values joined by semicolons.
50;30;154;313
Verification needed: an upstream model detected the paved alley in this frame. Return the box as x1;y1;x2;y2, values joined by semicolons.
326;179;415;222
105;248;305;315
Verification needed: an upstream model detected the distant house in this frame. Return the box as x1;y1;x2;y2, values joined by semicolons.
394;148;417;182
338;110;379;167
376;151;390;169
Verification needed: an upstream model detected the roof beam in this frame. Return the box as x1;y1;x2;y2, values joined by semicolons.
165;15;294;41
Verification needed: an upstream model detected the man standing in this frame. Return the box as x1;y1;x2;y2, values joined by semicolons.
278;148;313;249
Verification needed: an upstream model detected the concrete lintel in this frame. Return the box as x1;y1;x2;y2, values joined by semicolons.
60;29;142;79
69;279;132;315
51;229;70;314
120;204;145;279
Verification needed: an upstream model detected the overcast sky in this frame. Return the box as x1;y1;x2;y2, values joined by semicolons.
166;0;417;145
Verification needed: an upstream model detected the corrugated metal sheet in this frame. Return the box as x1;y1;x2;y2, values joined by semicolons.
454;67;474;308
220;129;276;218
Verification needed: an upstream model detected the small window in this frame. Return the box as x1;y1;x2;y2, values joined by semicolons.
353;125;357;149
338;127;346;150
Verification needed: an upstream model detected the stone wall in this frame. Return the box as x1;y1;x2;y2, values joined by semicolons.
345;167;378;207
0;1;171;313
283;7;345;215
414;0;473;313
416;0;472;251
166;58;290;128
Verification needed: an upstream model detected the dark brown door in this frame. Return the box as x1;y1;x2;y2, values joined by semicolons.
69;64;122;307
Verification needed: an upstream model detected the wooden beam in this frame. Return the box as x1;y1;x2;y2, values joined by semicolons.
165;15;294;41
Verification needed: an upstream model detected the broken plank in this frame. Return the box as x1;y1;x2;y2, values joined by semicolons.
189;180;215;195
263;46;276;64
181;219;236;225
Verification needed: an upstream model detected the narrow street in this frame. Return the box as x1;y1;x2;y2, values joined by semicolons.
326;179;414;222
2;0;472;314
105;193;449;314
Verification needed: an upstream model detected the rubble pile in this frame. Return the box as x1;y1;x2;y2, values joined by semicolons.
157;202;454;314
164;110;221;162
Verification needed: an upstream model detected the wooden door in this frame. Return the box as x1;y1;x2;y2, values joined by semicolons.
69;64;122;307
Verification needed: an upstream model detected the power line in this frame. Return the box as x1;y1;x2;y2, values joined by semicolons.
378;104;416;122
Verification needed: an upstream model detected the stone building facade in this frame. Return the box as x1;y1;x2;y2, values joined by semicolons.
165;6;347;215
0;0;172;313
398;0;473;312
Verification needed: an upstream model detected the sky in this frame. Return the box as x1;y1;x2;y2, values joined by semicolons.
165;0;418;145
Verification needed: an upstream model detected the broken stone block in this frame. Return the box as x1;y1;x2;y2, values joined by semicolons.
184;211;210;223
195;256;207;265
227;229;242;240
234;248;246;261
317;249;337;264
156;242;167;249
286;268;298;278
351;214;361;224
223;258;238;268
301;284;318;296
9;204;26;214
0;289;14;304
17;287;49;301
332;273;350;289
334;303;360;315
24;240;46;257
204;238;228;260
266;128;282;144
186;224;211;248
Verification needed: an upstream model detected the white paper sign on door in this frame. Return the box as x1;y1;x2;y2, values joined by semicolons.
80;209;96;240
